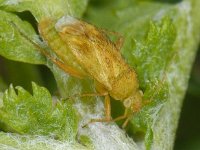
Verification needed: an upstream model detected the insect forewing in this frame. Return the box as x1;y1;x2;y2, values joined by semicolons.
56;16;131;91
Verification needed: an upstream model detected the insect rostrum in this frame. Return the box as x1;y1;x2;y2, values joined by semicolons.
39;16;144;128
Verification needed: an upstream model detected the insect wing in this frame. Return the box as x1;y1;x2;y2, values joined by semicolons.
57;16;129;90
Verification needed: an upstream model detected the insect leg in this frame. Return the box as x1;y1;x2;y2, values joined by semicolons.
112;108;128;122
49;58;85;78
112;109;131;128
104;94;111;120
90;95;111;122
122;117;131;128
82;95;112;127
83;107;129;128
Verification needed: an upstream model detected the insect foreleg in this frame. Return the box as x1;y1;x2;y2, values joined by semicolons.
122;117;131;129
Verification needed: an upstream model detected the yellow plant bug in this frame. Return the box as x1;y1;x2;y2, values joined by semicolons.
13;16;145;128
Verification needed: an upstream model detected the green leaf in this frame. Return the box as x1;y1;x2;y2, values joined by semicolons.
0;132;88;150
0;0;88;21
132;18;176;87
0;57;45;91
0;82;79;141
0;10;45;64
125;18;176;149
0;0;88;65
